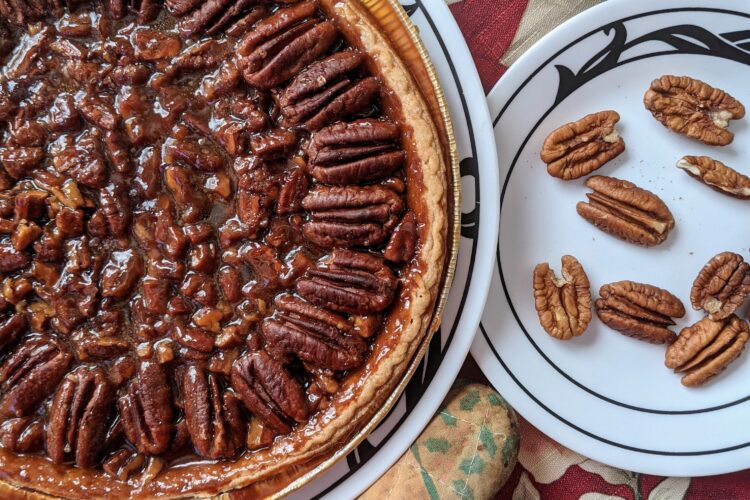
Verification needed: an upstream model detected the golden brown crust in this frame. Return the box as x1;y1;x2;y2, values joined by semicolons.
0;1;449;498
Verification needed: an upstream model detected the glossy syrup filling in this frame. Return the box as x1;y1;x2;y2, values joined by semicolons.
0;0;417;480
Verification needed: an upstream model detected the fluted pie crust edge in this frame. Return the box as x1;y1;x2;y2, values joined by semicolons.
0;0;448;498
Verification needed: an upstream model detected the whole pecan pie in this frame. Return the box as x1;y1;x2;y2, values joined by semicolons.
0;0;448;497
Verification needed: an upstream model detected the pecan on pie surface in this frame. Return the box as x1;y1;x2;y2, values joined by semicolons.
0;0;449;497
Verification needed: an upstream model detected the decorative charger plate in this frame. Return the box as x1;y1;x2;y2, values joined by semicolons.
476;0;750;477
292;1;500;497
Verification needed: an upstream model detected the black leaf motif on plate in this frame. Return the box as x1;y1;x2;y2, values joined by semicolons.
554;22;750;105
401;3;418;17
459;157;479;239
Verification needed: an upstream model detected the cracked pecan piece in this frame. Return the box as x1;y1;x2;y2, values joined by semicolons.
182;365;245;459
577;175;675;246
262;294;367;370
666;315;750;387
118;360;174;455
306;119;405;184
237;1;337;89
296;249;397;315
0;335;72;418
301;184;404;248
532;255;592;340
540;110;624;180
230;350;309;434
596;281;685;344
644;75;745;146
384;211;417;264
47;366;113;468
677;156;750;200
690;252;750;321
280;52;380;131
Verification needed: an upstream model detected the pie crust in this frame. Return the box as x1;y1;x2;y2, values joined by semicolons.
0;1;448;497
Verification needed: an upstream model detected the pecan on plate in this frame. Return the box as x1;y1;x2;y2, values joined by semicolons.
690;252;750;321
237;1;337;89
280;52;381;132
47;366;114;468
170;1;266;38
596;281;686;344
677;156;750;200
666;315;750;387
643;75;745;146
230;350;309;434
306;119;406;184
182;365;245;459
296;249;397;315
118;360;174;455
262;294;367;370
532;255;592;340
301;184;404;248
0;335;72;418
540;110;624;180
576;175;675;246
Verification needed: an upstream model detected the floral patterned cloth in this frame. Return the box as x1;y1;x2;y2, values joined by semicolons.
445;0;750;498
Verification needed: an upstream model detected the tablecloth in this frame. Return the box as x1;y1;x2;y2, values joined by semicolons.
447;0;750;498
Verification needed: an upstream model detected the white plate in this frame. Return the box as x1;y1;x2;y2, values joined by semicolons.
476;0;750;477
292;1;500;497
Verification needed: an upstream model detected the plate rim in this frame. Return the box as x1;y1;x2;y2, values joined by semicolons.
477;0;750;477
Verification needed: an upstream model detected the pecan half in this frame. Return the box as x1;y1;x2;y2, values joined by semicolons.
262;294;367;370
173;1;266;38
644;75;745;146
119;360;174;455
230;350;309;434
47;366;113;468
677;156;750;200
532;255;592;340
0;417;44;453
384;211;418;264
666;315;750;387
0;313;26;353
182;365;245;459
576;175;675;246
306;119;405;184
280;52;380;131
596;281;686;344
690;252;750;321
237;1;337;89
276;166;308;215
0;335;72;417
296;249;397;315
301;185;403;248
540;110;624;180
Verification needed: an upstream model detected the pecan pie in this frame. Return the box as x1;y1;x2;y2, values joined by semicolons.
0;0;449;497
